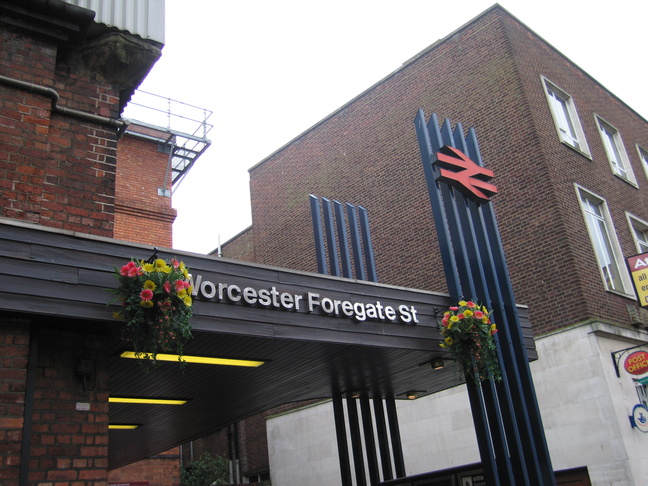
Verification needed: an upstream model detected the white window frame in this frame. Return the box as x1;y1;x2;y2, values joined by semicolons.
595;115;637;186
635;379;648;408
542;77;590;156
576;185;633;295
627;213;648;254
637;145;648;182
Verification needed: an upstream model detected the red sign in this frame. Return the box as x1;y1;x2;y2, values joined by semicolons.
434;145;498;203
624;351;648;375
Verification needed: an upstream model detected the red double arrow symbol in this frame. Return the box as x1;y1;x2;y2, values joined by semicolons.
434;146;497;203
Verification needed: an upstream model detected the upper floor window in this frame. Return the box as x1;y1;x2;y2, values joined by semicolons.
627;213;648;254
637;145;648;181
596;116;637;186
542;77;590;156
576;185;632;295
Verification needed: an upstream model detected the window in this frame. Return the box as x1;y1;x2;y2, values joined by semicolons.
596;116;637;185
638;145;648;181
542;78;590;155
576;186;631;294
635;379;648;407
627;213;648;253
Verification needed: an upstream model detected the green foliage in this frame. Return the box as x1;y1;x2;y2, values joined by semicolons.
180;453;230;486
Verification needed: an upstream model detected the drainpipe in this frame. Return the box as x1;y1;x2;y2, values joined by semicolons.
0;74;128;136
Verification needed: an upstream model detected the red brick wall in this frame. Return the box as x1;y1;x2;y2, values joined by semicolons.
26;326;110;485
107;447;180;486
0;28;119;237
239;7;648;336
0;321;111;486
114;133;177;248
222;226;255;262
0;319;30;485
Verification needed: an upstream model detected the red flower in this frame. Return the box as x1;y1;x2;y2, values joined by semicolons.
140;289;154;301
466;301;476;308
163;281;172;293
449;306;459;311
120;261;138;276
174;280;186;292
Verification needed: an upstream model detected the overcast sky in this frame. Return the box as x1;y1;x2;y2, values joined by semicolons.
124;0;648;254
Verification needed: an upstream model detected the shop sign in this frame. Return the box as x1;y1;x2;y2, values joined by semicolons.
627;252;648;308
190;274;420;325
624;351;648;375
630;404;648;433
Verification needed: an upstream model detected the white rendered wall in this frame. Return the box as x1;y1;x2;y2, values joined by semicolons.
266;322;648;486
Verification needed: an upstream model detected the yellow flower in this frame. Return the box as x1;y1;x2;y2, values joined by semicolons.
112;312;123;320
463;309;473;318
142;263;154;273
482;316;489;324
153;259;171;273
179;262;186;272
183;269;189;279
447;322;453;329
140;300;154;308
458;300;467;307
450;315;459;322
187;285;193;295
444;336;453;346
143;280;156;291
178;289;187;298
183;296;192;307
439;342;447;349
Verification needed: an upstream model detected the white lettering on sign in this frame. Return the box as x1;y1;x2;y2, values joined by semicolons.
190;275;420;325
634;257;648;269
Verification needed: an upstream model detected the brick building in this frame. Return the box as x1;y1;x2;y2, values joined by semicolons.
222;5;648;485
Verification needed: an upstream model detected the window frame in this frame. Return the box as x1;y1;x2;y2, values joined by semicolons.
595;115;638;186
576;184;633;296
542;77;590;157
637;145;648;182
626;212;648;254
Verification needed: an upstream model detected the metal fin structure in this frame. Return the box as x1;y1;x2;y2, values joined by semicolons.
415;110;556;486
310;195;378;283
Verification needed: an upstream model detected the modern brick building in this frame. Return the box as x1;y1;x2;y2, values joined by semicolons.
222;5;648;485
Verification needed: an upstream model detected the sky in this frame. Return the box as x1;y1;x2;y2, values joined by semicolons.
123;0;648;255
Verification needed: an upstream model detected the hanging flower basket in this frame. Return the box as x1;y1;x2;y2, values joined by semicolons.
439;300;500;382
112;257;194;371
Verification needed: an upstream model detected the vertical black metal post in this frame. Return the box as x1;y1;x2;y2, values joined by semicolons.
385;395;406;478
309;195;327;275
334;200;353;278
373;396;394;481
346;396;367;486
360;394;380;485
332;394;353;486
347;203;367;281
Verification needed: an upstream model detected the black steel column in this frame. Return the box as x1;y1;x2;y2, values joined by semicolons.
360;394;380;485
332;394;353;486
347;395;367;486
385;395;406;478
373;396;394;481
